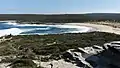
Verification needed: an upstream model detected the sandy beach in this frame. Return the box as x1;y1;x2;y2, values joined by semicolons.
64;22;120;35
1;21;120;36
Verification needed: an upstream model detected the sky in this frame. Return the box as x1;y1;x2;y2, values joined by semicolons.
0;0;120;14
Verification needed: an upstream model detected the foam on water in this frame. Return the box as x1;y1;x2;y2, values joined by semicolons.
0;28;22;37
0;22;95;37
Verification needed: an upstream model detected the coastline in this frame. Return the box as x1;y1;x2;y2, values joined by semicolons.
64;23;120;35
1;21;120;36
15;21;120;35
0;22;95;37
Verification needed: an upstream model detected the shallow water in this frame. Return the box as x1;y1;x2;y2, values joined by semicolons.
0;22;94;36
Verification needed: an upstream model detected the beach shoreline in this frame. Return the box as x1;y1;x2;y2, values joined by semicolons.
1;21;120;36
64;22;120;35
0;22;95;37
44;22;120;35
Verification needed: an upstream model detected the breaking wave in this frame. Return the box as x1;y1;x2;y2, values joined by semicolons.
0;22;95;37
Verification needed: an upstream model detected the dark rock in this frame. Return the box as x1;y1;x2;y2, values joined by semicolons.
62;41;120;68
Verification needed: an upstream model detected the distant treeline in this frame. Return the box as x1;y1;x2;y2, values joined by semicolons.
0;13;120;23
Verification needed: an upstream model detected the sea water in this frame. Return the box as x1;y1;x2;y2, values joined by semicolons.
0;22;94;37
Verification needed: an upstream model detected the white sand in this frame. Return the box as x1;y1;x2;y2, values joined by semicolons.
3;21;120;35
64;23;120;35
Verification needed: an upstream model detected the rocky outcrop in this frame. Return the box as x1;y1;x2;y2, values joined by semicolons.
62;41;120;68
3;41;120;68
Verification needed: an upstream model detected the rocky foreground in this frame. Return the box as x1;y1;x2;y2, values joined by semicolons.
38;41;120;68
0;32;120;68
59;41;120;68
2;41;120;68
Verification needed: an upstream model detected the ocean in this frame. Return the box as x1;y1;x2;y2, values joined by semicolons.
0;22;93;37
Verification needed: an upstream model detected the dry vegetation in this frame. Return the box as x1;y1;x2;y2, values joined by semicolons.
0;32;120;68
